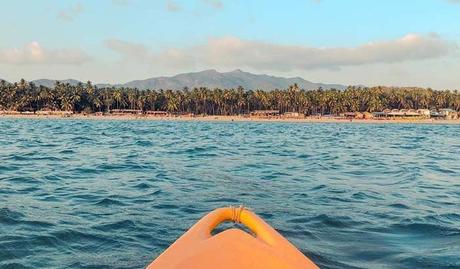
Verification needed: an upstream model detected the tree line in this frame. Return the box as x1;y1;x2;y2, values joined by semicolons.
0;79;459;115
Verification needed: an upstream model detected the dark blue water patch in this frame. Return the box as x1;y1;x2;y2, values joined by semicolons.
286;216;315;224
72;136;95;144
36;194;62;202
310;184;328;191
386;222;460;237
133;182;151;189
178;207;208;215
69;192;100;199
53;229;101;244
0;237;34;261
0;119;459;268
0;209;54;229
0;208;25;225
437;213;460;223
59;149;76;154
5;176;40;184
16;186;40;193
135;140;153;147
96;163;129;171
146;189;162;196
388;203;411;209
8;154;62;162
43;175;64;181
70;167;100;175
93;198;128;207
0;164;20;172
202;197;240;204
5;155;28;162
351;191;383;201
93;220;138;232
0;262;33;269
425;164;457;174
152;203;179;210
307;214;363;229
97;162;158;172
398;254;460;269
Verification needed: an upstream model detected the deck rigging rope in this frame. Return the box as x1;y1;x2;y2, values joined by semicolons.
230;205;245;223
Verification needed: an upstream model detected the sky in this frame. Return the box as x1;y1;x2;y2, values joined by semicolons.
0;0;459;89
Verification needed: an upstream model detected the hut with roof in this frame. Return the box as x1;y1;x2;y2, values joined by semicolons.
251;110;280;117
109;109;143;115
283;112;301;118
146;111;169;117
439;109;458;119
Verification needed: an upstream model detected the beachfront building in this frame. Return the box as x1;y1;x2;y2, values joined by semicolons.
283;112;301;118
172;112;195;117
363;112;373;119
372;112;386;118
251;110;280;117
36;110;74;116
430;110;442;118
373;109;429;118
0;110;72;116
373;109;391;118
0;110;22;115
146;111;169;117
342;112;364;119
439;109;458;119
387;109;403;117
417;109;431;117
430;109;458;119
109;109;143;115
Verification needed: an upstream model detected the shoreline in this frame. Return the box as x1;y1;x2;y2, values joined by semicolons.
1;114;460;124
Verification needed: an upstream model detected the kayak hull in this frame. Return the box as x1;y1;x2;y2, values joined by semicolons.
146;207;319;269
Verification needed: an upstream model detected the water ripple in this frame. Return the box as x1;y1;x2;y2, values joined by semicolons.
0;119;459;269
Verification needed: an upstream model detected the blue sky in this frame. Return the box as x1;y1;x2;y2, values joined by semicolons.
1;0;459;88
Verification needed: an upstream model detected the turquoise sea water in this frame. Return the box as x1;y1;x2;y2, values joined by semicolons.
0;119;459;269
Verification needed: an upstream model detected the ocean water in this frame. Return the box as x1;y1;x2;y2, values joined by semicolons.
0;119;459;269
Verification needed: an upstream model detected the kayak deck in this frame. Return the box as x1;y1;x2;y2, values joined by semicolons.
146;207;319;269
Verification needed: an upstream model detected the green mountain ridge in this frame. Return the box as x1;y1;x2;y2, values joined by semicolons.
28;70;347;90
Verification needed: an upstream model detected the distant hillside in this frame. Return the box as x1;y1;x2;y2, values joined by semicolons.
29;70;347;90
119;69;346;90
32;79;82;88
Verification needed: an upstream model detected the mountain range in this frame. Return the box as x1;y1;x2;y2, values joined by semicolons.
6;70;348;90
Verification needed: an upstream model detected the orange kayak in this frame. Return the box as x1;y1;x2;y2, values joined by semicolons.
146;206;319;269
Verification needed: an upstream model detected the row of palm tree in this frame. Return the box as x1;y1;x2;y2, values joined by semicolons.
0;79;459;115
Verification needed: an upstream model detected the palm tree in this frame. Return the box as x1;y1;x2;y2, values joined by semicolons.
0;79;459;115
113;88;125;109
102;88;114;111
164;90;179;112
145;90;158;111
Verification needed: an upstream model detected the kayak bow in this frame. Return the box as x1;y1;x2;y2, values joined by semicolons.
146;206;319;269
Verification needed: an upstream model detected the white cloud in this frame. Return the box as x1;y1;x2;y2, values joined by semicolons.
202;0;224;9
0;41;91;65
104;39;150;60
112;0;131;5
166;0;182;12
104;38;196;68
446;0;460;3
58;3;84;22
104;34;456;71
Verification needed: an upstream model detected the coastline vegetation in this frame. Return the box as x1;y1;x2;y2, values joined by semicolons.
1;79;459;115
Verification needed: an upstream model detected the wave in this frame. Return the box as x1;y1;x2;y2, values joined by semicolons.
1;120;459;268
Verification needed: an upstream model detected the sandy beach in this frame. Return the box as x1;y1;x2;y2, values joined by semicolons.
2;113;460;124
